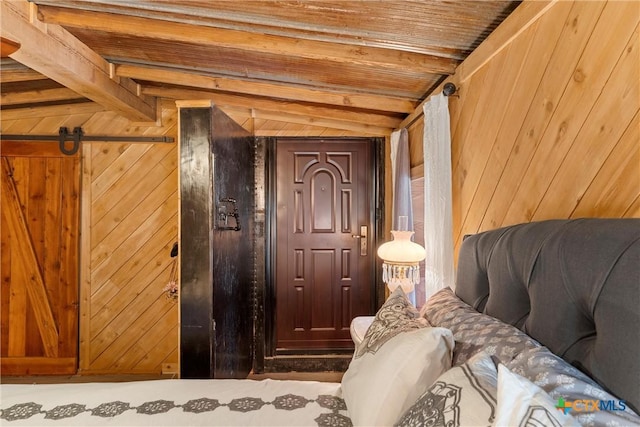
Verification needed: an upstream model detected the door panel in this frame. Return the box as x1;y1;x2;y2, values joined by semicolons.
1;141;80;375
276;139;373;351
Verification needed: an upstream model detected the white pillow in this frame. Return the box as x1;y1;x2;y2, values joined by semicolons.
341;288;453;426
349;316;375;349
396;351;499;427
494;364;580;427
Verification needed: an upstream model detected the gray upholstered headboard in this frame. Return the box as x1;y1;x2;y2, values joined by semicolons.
454;218;640;413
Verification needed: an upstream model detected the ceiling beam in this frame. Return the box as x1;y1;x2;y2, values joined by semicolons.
213;104;390;136
144;86;402;129
37;5;458;75
1;37;20;57
1;0;157;122
156;88;394;134
116;64;417;114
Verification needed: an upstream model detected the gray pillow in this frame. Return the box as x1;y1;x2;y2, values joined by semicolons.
422;287;540;365
507;346;640;426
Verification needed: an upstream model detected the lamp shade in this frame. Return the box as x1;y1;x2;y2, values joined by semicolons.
377;230;426;293
377;231;426;263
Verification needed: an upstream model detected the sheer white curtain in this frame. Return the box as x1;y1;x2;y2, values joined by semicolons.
422;93;455;298
390;128;413;230
389;128;416;304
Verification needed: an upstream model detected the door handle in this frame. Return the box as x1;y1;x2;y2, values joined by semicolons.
351;225;367;256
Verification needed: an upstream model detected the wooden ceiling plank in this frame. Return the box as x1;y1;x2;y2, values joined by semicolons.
1;102;105;120
0;67;49;83
143;86;402;129
1;87;84;105
252;109;391;136
116;64;417;114
35;1;512;60
37;5;458;75
1;0;157;122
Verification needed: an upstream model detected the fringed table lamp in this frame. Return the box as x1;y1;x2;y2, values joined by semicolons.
377;216;426;294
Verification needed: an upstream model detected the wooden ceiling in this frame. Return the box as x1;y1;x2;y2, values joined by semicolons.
1;0;520;132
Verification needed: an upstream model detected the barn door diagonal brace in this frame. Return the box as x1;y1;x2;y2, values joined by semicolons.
1;127;175;155
1;158;60;357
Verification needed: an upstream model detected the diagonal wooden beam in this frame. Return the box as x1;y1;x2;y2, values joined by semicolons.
117;64;417;114
1;157;59;358
37;5;458;75
0;0;157;122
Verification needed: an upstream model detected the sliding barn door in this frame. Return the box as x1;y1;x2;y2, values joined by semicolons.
1;141;80;375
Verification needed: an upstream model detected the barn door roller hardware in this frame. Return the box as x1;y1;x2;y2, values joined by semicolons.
1;126;175;155
59;127;82;155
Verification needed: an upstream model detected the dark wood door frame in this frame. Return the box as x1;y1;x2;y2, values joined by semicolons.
253;136;386;373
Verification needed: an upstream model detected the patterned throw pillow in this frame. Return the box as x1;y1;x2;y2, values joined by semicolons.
422;287;540;365
354;287;428;358
494;364;580;427
395;351;499;427
506;346;640;427
342;287;454;426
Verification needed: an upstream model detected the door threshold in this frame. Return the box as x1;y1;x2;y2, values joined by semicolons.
275;348;354;356
263;354;352;373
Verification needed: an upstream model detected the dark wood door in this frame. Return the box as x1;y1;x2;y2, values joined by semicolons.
1;141;80;375
276;138;374;351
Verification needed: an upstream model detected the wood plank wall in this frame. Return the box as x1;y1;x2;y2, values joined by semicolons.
407;0;640;260
0;100;379;374
80;119;180;374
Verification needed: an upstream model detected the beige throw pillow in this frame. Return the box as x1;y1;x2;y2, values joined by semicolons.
341;288;454;426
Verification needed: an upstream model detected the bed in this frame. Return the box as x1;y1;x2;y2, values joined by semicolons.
2;218;639;426
0;378;346;426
